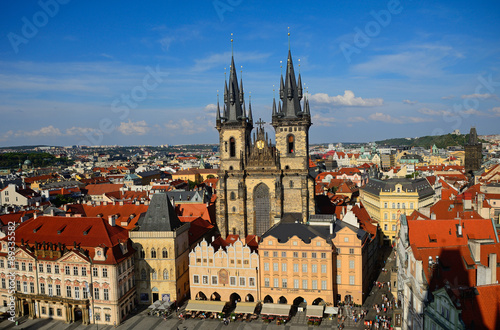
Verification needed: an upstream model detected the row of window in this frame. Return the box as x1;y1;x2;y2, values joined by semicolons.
193;258;250;266
140;269;169;280
7;280;110;301
264;278;329;290
267;240;325;247
263;263;329;274
36;306;109;322
384;213;401;220
139;248;169;259
384;202;414;209
383;224;398;232
193;275;256;287
263;251;327;258
5;260;109;278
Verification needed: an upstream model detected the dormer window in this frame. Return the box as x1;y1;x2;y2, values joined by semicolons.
97;250;102;257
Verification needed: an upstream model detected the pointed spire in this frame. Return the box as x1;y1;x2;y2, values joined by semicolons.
278;43;302;118
279;73;284;100
242;100;247;119
297;59;303;100
278;101;282;114
272;97;277;117
248;93;253;124
239;66;244;104
216;91;221;121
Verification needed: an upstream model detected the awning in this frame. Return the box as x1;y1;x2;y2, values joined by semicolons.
234;302;258;314
306;305;324;318
261;303;291;316
325;306;339;314
185;300;226;313
148;300;163;309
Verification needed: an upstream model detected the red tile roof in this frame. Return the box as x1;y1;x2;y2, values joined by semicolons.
85;183;123;196
407;219;496;248
461;284;500;329
0;216;133;265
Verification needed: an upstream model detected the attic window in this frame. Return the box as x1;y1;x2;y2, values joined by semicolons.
83;226;92;235
33;225;42;233
57;225;66;235
428;234;437;243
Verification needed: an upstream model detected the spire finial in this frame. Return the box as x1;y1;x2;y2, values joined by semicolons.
231;33;234;57
288;27;290;51
280;60;283;75
298;58;301;74
273;85;275;98
224;67;227;82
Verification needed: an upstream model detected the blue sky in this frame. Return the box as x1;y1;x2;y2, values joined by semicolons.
1;0;499;147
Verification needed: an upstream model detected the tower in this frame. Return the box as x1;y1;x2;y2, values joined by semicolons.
271;49;314;222
216;53;253;238
464;127;482;178
216;37;315;238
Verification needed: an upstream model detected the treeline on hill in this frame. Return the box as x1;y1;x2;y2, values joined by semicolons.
375;134;484;149
0;152;72;169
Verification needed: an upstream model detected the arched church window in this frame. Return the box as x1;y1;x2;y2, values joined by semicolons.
229;137;236;157
152;269;157;280
163;269;169;280
230;192;236;200
232;206;236;212
141;269;147;280
139;248;145;259
287;135;295;154
151;248;156;259
290;180;294;188
162;248;168;258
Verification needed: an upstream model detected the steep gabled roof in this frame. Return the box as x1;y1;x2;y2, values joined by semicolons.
137;193;183;232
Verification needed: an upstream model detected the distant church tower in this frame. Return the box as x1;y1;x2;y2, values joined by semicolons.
216;39;315;238
464;127;482;177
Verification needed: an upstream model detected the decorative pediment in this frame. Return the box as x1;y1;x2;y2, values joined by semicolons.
15;249;34;260
59;251;89;264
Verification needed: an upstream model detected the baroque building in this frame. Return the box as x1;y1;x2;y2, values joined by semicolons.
216;46;315;237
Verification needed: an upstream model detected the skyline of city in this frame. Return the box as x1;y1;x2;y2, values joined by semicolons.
1;1;500;147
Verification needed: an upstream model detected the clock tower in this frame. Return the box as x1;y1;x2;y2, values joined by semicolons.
216;40;315;238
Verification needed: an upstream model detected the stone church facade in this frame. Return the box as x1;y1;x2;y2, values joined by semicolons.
216;48;315;238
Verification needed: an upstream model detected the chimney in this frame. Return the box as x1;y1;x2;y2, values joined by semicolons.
119;201;124;206
108;215;115;226
430;212;436;220
34;212;37;219
489;253;497;284
330;222;334;235
428;256;433;267
50;208;55;216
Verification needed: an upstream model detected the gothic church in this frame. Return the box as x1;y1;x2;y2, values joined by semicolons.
216;45;315;238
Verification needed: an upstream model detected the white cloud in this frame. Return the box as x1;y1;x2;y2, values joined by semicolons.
117;120;150;135
461;93;497;99
369;112;402;124
65;126;99;136
460;109;485;116
441;95;455;100
312;114;335;126
204;103;217;112
351;44;463;78
309;90;383;107
347;116;368;123
489;107;500;116
164;118;206;135
369;113;432;124
17;125;62;137
418;107;451;116
403;99;418;105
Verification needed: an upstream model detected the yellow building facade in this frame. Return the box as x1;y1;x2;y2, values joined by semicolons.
189;238;259;303
360;178;434;243
130;193;191;305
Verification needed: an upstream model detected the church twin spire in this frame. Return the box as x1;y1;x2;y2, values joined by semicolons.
217;32;309;128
